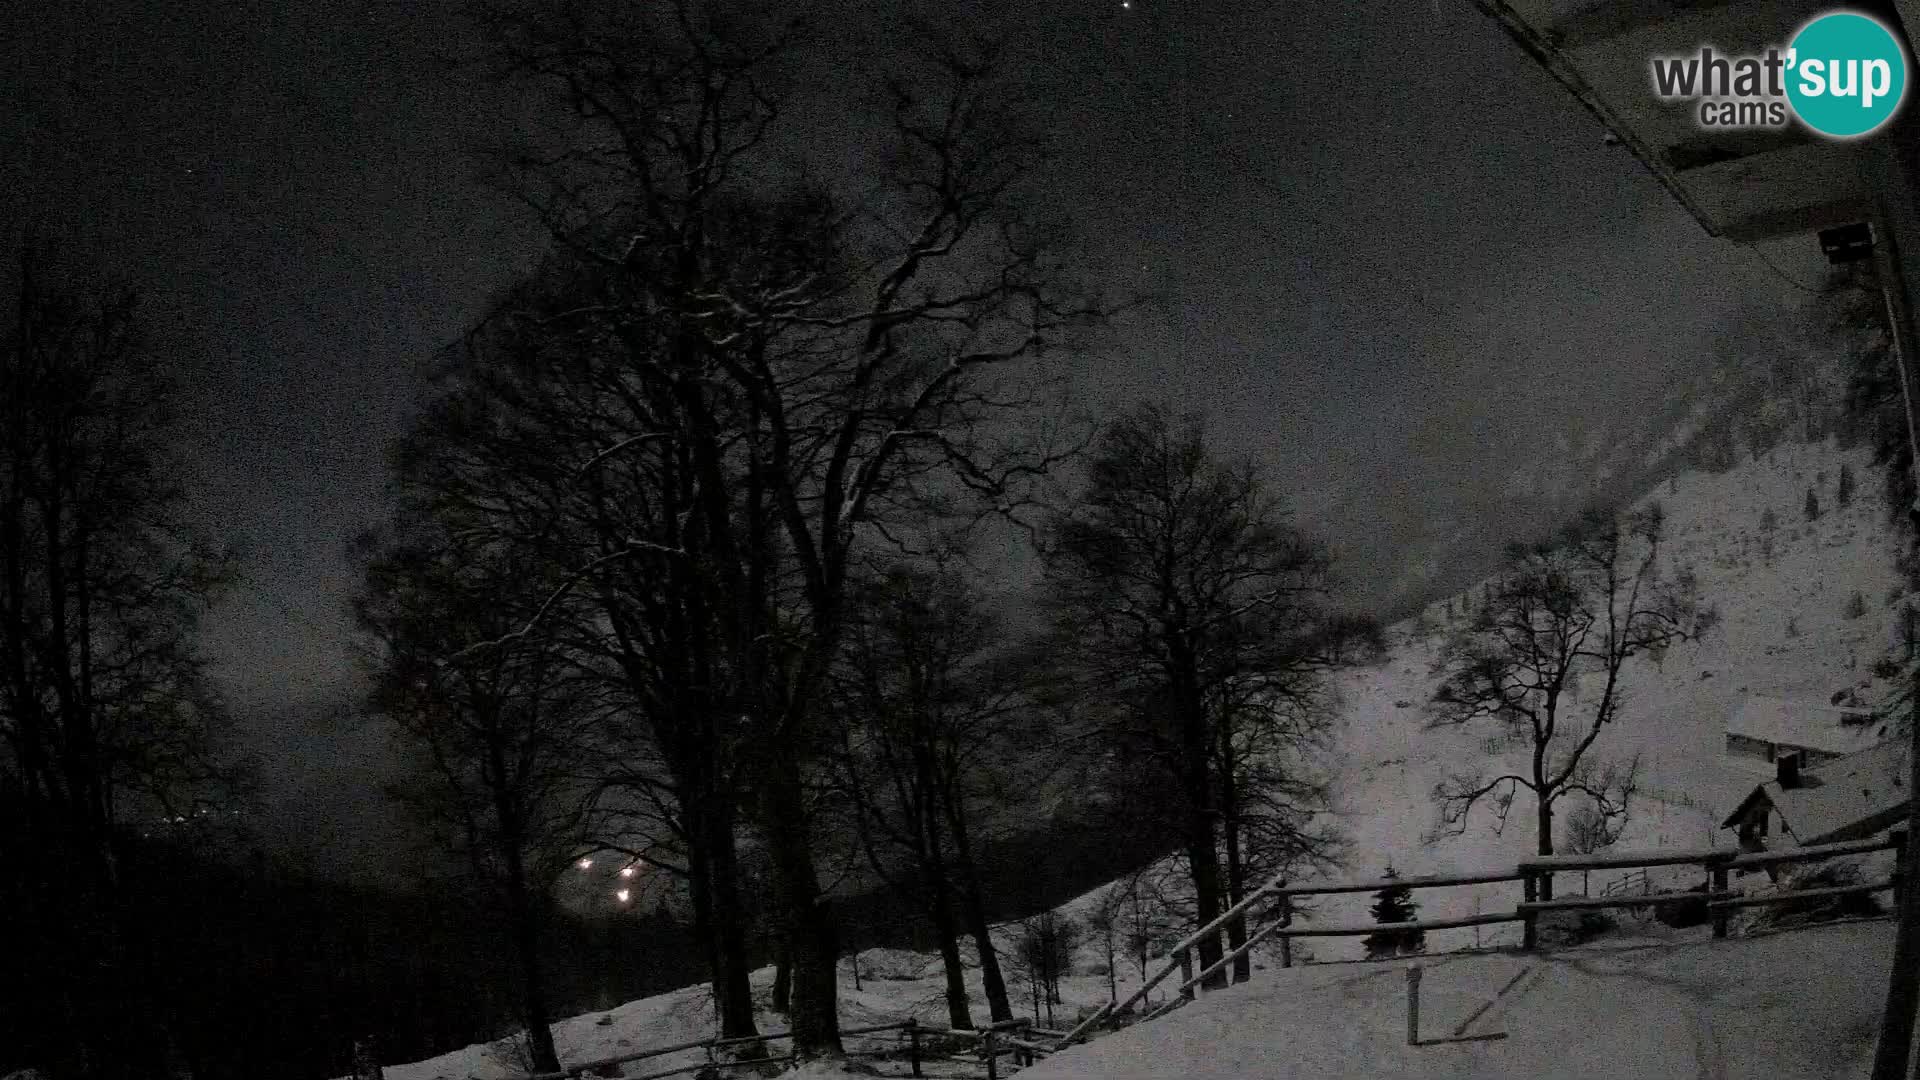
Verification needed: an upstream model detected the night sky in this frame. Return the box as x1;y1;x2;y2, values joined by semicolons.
1;0;1830;873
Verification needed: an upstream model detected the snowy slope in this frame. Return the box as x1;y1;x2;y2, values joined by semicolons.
367;438;1914;1078
1310;439;1906;953
1018;922;1901;1080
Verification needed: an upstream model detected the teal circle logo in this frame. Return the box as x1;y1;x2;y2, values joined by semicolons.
1786;12;1908;137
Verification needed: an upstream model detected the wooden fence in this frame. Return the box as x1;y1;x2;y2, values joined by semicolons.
1051;829;1908;1051
510;1015;1044;1080
487;831;1909;1075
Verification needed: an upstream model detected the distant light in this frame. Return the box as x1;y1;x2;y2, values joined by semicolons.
616;889;631;904
578;857;594;870
620;866;636;879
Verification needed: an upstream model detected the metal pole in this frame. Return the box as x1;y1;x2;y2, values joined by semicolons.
1406;964;1423;1047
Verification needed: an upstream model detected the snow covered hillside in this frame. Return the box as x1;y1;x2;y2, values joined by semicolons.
1316;437;1907;954
1020;922;1900;1080
368;437;1916;1080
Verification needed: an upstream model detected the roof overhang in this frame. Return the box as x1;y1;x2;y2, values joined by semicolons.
1470;1;1920;241
1719;783;1773;829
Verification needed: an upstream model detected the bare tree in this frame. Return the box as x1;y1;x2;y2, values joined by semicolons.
356;519;604;1075
1428;505;1711;898
388;250;765;1041
1042;404;1369;988
1010;912;1078;1026
831;564;1028;1026
1083;881;1129;1007
0;246;237;1079
451;5;1102;1057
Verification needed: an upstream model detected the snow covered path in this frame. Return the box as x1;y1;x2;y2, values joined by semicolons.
1019;923;1896;1079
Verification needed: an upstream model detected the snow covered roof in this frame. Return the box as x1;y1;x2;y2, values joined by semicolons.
1724;696;1890;757
1723;739;1911;847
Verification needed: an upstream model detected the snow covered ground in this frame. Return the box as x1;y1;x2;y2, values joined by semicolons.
1020;922;1901;1080
1308;438;1906;954
366;438;1916;1080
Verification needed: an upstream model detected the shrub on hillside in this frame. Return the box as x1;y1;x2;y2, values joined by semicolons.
1536;908;1616;946
1769;862;1883;925
1655;883;1712;928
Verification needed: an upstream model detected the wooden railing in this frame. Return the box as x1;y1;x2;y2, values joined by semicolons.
1514;833;1905;945
516;1018;954;1080
1050;830;1908;1052
507;1014;1054;1080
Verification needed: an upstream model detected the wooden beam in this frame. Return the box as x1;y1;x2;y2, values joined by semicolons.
1540;0;1753;50
1725;836;1899;871
1465;0;1720;235
1283;870;1528;897
1708;880;1897;909
1519;891;1733;913
1519;848;1724;872
1274;912;1523;937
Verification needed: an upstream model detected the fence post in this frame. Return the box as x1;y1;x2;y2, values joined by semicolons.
1521;871;1538;950
984;1029;998;1080
1179;948;1195;1001
1896;829;1910;907
907;1019;921;1079
1405;963;1423;1046
1711;863;1730;940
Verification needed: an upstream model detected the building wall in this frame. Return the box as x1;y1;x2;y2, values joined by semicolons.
1734;799;1776;849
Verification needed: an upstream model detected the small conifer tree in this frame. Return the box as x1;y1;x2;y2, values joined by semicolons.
1362;867;1425;959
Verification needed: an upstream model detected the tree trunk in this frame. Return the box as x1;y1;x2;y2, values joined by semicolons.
1105;935;1118;1006
772;940;792;1015
702;794;759;1038
759;764;840;1056
1219;724;1250;984
920;776;973;1030
1535;795;1555;902
944;790;1012;1021
486;724;560;1077
505;880;561;1074
684;822;725;1017
1177;676;1227;989
931;895;972;1030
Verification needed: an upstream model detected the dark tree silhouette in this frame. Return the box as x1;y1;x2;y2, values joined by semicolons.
1044;404;1371;988
431;3;1104;1057
355;518;605;1075
831;564;1028;1025
0;247;239;1079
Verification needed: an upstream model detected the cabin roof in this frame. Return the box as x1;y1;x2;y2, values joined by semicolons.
1724;696;1889;756
1719;739;1910;845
